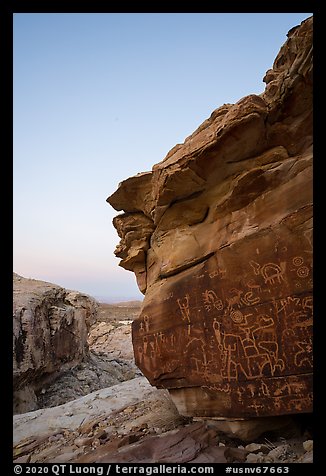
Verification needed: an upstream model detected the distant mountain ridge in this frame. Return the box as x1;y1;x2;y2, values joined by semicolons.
93;295;143;305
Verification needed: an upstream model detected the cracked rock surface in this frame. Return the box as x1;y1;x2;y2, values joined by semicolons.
13;273;98;414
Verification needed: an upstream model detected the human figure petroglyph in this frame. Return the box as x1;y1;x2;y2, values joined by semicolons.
249;402;264;415
143;335;148;353
139;314;151;333
153;332;162;354
213;318;223;349
177;294;191;323
139;337;157;373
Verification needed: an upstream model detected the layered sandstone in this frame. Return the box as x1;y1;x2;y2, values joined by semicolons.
13;273;98;413
13;377;310;463
107;17;313;419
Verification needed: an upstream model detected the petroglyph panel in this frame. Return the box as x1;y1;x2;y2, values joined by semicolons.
132;228;313;417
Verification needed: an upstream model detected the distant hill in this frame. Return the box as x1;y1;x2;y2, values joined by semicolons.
93;295;143;305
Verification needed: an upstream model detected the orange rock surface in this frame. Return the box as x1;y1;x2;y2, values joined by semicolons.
107;17;313;418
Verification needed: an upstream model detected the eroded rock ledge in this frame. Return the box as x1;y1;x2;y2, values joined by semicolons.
107;17;313;420
13;273;98;414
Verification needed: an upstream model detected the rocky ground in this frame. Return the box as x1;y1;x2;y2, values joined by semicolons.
13;301;313;464
37;301;142;408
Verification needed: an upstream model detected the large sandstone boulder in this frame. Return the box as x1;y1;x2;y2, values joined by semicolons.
13;273;98;413
107;18;313;420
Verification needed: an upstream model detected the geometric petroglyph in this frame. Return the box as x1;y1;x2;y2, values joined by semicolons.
290;256;310;279
209;267;226;279
202;290;224;311
230;309;245;323
293;256;304;267
302;296;313;310
241;291;260;305
297;266;309;278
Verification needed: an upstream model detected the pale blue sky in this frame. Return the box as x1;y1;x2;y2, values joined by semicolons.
13;13;312;301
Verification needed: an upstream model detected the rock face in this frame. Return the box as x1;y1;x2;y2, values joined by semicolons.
13;273;98;414
107;18;313;419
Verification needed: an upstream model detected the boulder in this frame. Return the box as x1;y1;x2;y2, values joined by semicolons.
107;18;313;420
13;273;98;413
13;376;184;447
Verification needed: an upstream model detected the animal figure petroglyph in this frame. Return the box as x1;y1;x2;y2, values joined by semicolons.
226;288;243;309
246;279;262;293
249;260;286;285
